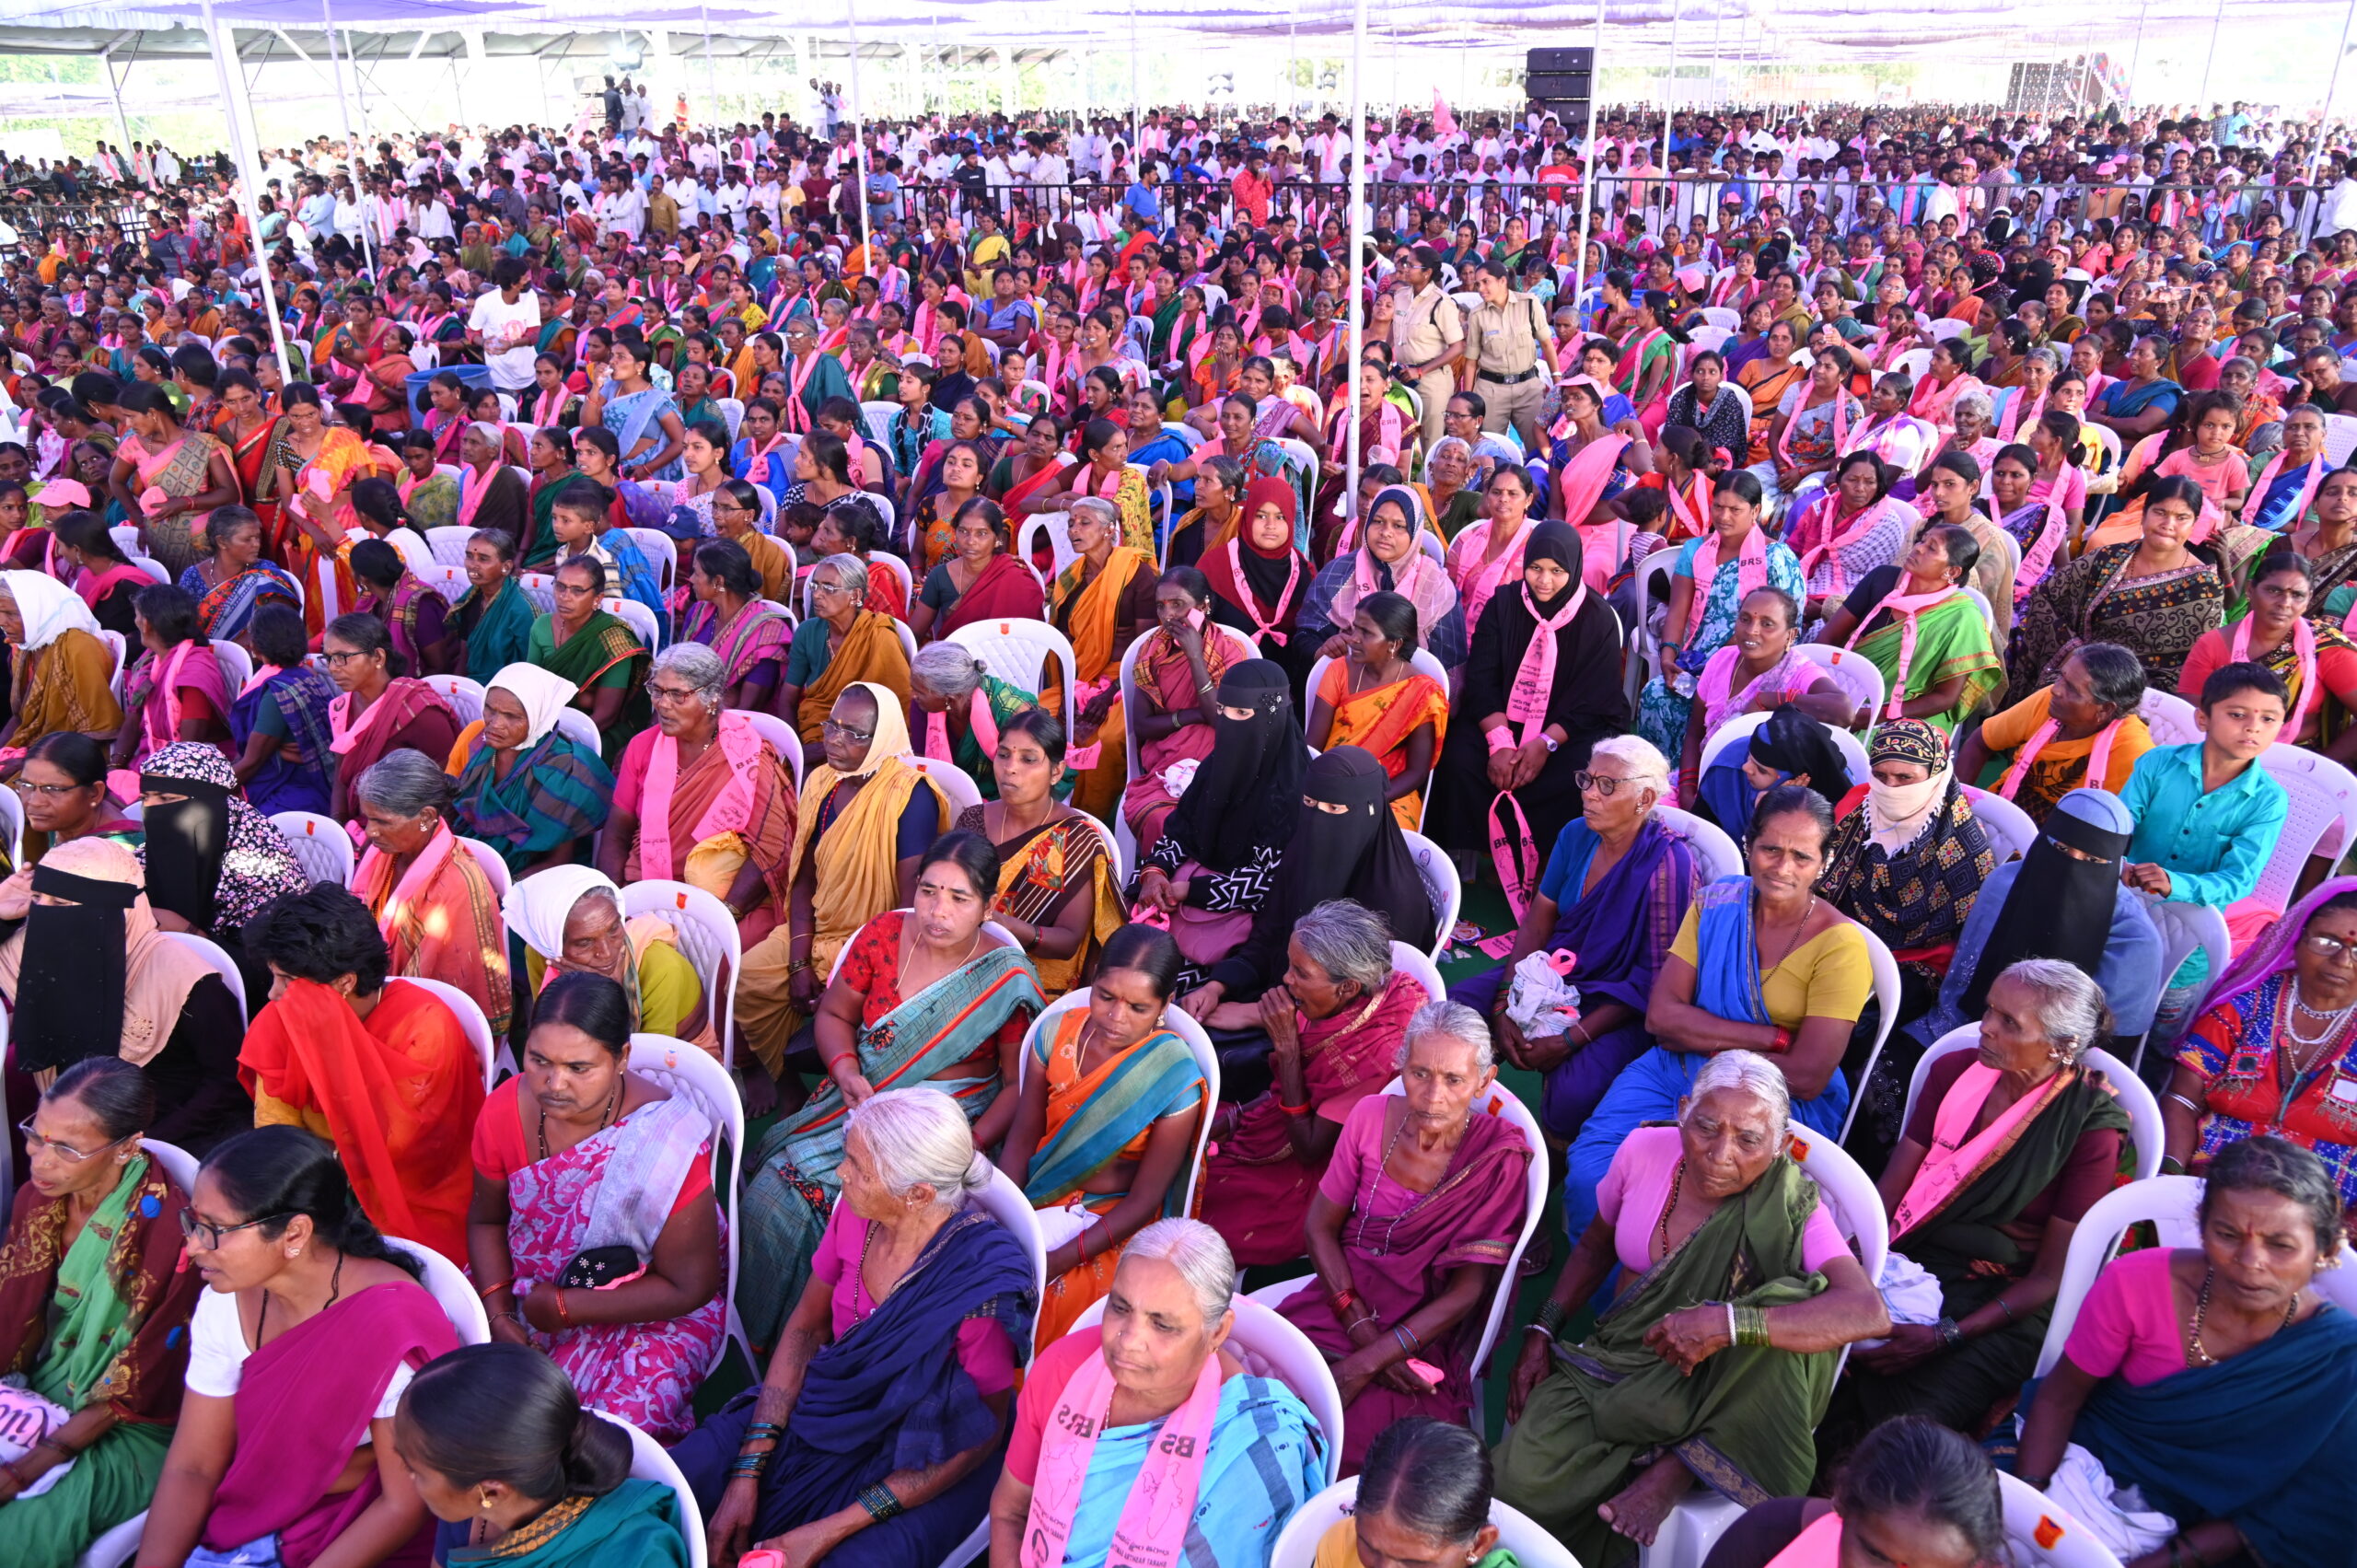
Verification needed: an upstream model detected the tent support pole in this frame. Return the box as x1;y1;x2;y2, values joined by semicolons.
1344;0;1368;537
203;4;294;385
319;3;375;280
2126;0;2150;107
1128;0;1142;170
1572;0;1604;320
102;49;134;157
702;7;720;151
2198;0;2227;107
2318;0;2357;180
1666;0;1679;155
847;0;870;271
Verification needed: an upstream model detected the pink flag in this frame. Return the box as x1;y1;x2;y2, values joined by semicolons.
1434;89;1457;137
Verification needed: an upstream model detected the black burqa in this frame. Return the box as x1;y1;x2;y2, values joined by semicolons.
1956;788;2132;1021
139;767;232;934
11;863;137;1073
1155;657;1306;873
1431;520;1632;866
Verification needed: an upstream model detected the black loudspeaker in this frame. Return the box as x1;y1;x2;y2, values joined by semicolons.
1527;71;1593;99
1533;99;1591;125
1527;47;1594;73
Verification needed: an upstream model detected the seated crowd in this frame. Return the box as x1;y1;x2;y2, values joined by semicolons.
2;87;2357;1568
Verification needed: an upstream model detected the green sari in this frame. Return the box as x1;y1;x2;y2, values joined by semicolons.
528;609;651;769
457;575;536;682
1492;1155;1838;1568
737;942;1045;1346
1847;591;2004;734
0;1155;200;1568
445;1479;687;1568
950;671;1056;800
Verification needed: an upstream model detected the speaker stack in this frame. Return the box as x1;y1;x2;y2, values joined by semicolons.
1526;46;1593;124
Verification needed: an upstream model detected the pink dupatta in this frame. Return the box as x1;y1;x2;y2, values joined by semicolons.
1555;433;1631;592
354;820;461;951
1841;583;1962;721
635;709;765;879
1021;1348;1225;1568
1994;711;2124;802
1488;581;1587;929
2234;613;2319;741
1889;1062;2075;1239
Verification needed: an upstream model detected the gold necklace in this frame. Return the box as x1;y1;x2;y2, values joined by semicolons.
2187;1264;2298;1367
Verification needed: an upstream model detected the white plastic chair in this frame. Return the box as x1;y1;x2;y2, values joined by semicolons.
1391;939;1446;1004
621;880;746;1069
935;1164;1049;1568
423;672;486;729
1016;990;1220;1216
1909;1027;2164;1182
1893;346;1934;380
401;975;498;1092
209;638;253;697
424;524;475;565
1273;1479;1584;1568
417;563;472;604
1016;513;1082;583
519;572;557;614
98;629;127;700
729;706;808;796
2256;745;2357;912
598;594;664;652
623;527;681;594
552;706;601;756
891;617;919;669
1072;1290;1344;1485
457;835;513;902
1791;642;1887;726
163;931;248;1028
1958;784;2038;863
627;1034;747;1374
1630;549;1681;700
1653;805;1744;882
2141;899;2231;1067
2138;689;2200;746
945;615;1080;738
1998;1470;2128;1568
129;555;169;586
1697;306;1741;331
1834;927;1905;1143
383;1233;492;1344
270;809;356;887
109;523;142;557
141;1137;200;1193
1400;830;1458;960
1701;711;1872;796
907;754;984;817
860;400;900;444
602;1412;709;1568
0;782;24;870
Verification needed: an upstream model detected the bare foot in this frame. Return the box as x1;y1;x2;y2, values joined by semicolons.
1596;1457;1693;1547
737;1063;786;1119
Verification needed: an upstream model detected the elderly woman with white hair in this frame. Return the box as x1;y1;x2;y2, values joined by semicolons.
989;1217;1327;1568
1495;1050;1889;1564
1278;1000;1533;1469
907;641;1048;801
1448;733;1709;1142
780;552;917;758
598;639;798;947
1045;494;1156;817
677;1086;1038;1568
450;418;532;550
1823;958;2131;1451
349;748;515;1036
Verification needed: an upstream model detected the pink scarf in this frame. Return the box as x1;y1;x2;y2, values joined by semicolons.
1793;494;1897;600
744;435;792;487
1490;582;1587;925
1452;517;1537;632
2011;498;2072;598
456;463;497;529
1699;645;1808;736
2234;613;2319;741
1997;385;2048;441
1021;1350;1224;1568
142;640;203;755
74;563;149;612
780;351;826;433
1908;370;1985;433
1776;388;1852;469
922;690;1002;763
1841;582;1961;721
1762;1511;1844;1568
636;709;765;879
1689;521;1771;605
1995;712;2124;801
1222;540;1300;647
329;684;401;757
2250;447;2328;533
1552;431;1631;552
354;819;460;950
1890;1061;2075;1239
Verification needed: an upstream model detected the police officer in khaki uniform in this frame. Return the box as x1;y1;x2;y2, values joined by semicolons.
1463;259;1557;453
1388;245;1464;450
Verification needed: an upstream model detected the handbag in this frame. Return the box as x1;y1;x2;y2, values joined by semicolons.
556;1244;644;1291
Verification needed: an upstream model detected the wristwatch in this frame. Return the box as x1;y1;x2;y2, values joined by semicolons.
1538;733;1560;753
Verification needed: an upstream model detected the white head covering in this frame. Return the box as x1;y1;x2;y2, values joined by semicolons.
485;662;580;748
1;570;102;651
501;863;621;961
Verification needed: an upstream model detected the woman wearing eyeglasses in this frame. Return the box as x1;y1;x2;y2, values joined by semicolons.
10;732;141;868
0;1057;203;1568
320;611;461;830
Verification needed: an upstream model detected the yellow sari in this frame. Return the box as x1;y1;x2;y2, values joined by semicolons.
1315;661;1448;829
1048;545;1149;819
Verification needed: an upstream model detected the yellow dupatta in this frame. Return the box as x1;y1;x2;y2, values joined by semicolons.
1050;545;1148;818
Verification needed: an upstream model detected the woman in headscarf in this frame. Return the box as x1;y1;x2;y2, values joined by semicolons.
0;835;247;1150
1202;476;1315;692
1299;483;1467;674
502;864;714;1052
452;663;615;877
136;739;309;1006
1431;522;1630;912
1133;659;1308;994
347;749;515;1038
225;603;338;818
1692;701;1857;842
1817;719;1997;1020
0;568;124;772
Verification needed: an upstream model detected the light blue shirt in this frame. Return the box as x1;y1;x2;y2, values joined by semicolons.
2119;741;2288;984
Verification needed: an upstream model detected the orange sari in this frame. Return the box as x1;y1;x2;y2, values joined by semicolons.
1048;545;1149;817
288;425;378;635
1316;661;1449;829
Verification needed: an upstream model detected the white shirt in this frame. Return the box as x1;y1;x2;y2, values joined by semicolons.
468;288;543;390
187;1289;414;1418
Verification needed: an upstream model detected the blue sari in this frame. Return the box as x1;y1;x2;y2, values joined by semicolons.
2070;1303;2357;1568
600;387;684;482
1021;1027;1203;1210
226;665;337;816
2247;454;2328;534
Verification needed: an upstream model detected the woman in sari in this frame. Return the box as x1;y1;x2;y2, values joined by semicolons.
738;837;1045;1343
110;583;232;774
1045;496;1155;818
322;612;462;827
450;527;534;681
1735;319;1805;460
678;540;792;713
1303;485;1465;679
227;605;337;817
581;334;687;484
1563;787;1875;1239
2178;552;2357;761
107;382;235;578
1749;344;1861;517
0;569;125;772
179;505;299;647
1636;472;1806;765
2243;403;2329;536
396;1344;689;1568
263;383;377;637
1306;592;1448;832
1827;958;2131;1447
689;1088;1036;1566
1498;1050;1888;1565
521;555;648;771
1281;1004;1530;1469
469;971;723;1442
215;370;282;550
1453;736;1707;1139
1203;476;1314;691
1039;417;1155;559
348;749;515;1038
2165;880;2357;1205
2087;334;2185;447
446;422;531;563
135;1127;458;1568
452;664;612;877
1785;450;1912;627
52;511;149;641
913;497;1045;645
602;641;795;945
1906;339;1990;437
1445;466;1542;641
2016;1136;2356;1568
0;1059;202;1568
780;555;914;753
1615;291;1688;440
2011;475;2227;697
1118;569;1238;857
1814;521;2005;735
991;1217;1324;1568
991;412;1070;517
1676;587;1852;812
519;426;579;570
501;862;714;1053
1001;924;1206;1347
905;645;1040;807
953;706;1121;995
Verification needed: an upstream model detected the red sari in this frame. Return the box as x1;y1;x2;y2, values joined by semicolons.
937;552;1047;637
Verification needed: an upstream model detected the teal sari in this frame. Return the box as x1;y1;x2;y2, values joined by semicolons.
738;942;1045;1345
1021;1024;1202;1210
457;576;535;680
442;1479;687;1568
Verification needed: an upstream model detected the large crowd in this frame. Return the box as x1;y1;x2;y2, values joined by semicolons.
0;82;2349;1568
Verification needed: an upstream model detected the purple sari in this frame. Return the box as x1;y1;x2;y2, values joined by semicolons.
226;666;338;816
202;1281;458;1568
